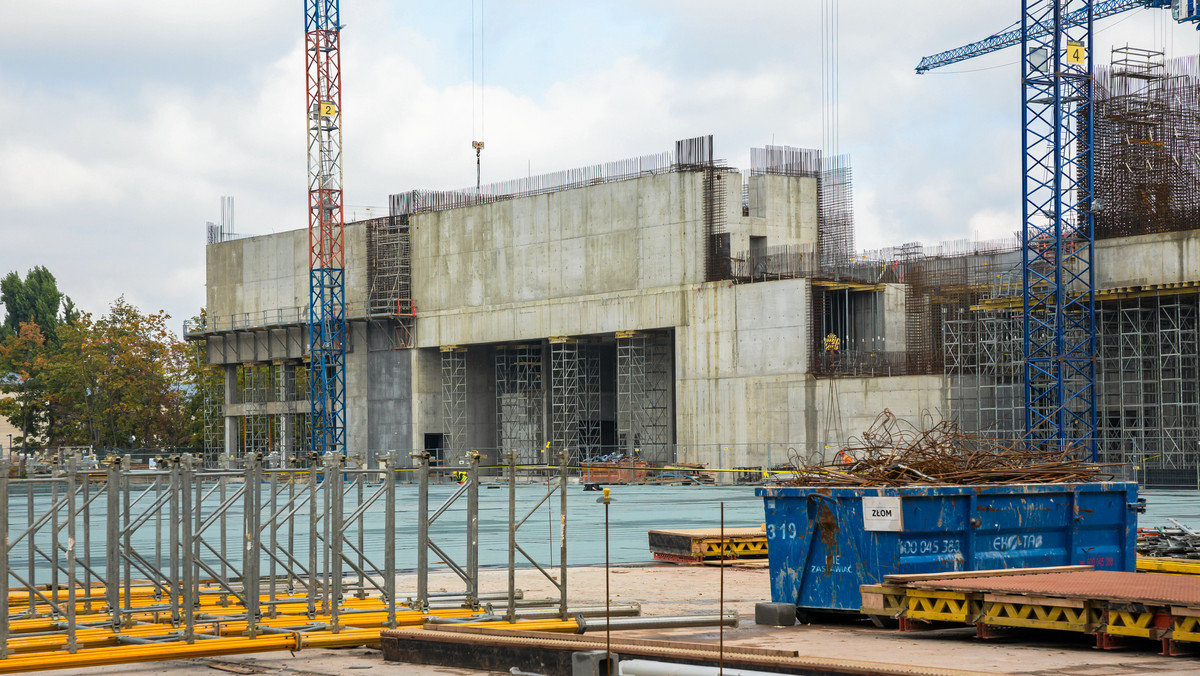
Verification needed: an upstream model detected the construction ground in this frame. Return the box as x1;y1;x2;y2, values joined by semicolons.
55;564;1200;676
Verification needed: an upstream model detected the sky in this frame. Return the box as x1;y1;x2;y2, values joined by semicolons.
2;1;1199;333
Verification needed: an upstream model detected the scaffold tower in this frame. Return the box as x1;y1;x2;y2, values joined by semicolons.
305;0;347;456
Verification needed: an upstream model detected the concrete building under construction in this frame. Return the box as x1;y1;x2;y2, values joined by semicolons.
188;52;1200;488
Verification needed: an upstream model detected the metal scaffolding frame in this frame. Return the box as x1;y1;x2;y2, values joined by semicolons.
440;346;467;456
945;309;1024;440
240;364;274;457
579;344;602;459
195;343;225;466
549;338;581;460
495;344;544;464
369;211;416;348
616;331;673;464
0;447;598;670
1095;293;1200;487
947;288;1200;488
616;331;648;457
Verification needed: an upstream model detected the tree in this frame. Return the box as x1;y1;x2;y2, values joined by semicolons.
0;322;51;451
0;266;74;344
48;298;193;448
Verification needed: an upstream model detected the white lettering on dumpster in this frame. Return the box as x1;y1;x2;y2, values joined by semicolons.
809;554;854;575
991;534;1043;551
862;497;903;532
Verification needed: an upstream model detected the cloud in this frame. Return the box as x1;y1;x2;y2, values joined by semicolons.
2;1;1197;330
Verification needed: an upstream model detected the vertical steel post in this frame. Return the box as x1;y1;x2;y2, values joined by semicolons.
65;456;77;653
0;458;10;657
559;450;568;620
268;453;279;616
243;452;261;638
415;451;429;611
169;456;181;627
330;453;344;631
26;477;34;617
105;458;120;631
50;470;60;614
122;455;133;615
307;453;319;619
507;450;517;622
384;451;396;628
181;455;195;643
153;467;162;600
466;451;480;609
81;459;92;615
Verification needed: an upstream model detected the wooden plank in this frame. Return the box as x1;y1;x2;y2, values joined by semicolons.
884;565;1092;584
984;593;1087;609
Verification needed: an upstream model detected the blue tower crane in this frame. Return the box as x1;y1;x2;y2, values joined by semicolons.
916;1;1200;461
305;0;347;457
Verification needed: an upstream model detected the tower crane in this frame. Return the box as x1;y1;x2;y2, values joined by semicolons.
305;0;346;457
915;1;1200;461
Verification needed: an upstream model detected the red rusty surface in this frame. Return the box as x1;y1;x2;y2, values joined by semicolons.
910;570;1200;606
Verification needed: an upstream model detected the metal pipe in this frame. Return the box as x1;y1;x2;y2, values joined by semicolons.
577;613;738;634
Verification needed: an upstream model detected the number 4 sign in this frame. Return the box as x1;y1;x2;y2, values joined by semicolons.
862;496;903;532
1066;41;1086;65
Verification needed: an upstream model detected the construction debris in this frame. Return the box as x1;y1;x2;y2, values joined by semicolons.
785;410;1114;487
1139;519;1200;559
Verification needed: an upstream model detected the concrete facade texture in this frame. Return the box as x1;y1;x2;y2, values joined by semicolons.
199;167;936;469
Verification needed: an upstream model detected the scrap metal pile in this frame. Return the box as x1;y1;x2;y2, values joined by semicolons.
1139;519;1200;558
786;410;1113;487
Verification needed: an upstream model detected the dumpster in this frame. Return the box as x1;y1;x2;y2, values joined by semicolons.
756;482;1139;613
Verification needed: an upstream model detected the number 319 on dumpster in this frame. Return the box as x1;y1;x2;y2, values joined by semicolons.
862;496;903;532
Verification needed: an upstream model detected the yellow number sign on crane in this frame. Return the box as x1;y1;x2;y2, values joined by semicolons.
320;101;338;117
1066;41;1086;65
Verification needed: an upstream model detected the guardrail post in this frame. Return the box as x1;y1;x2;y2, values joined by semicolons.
105;457;121;631
65;456;78;653
415;450;430;611
559;450;569;620
181;454;196;643
244;452;262;638
384;451;397;628
307;452;319;619
507;450;517;622
329;452;344;632
466;451;480;609
0;458;9;658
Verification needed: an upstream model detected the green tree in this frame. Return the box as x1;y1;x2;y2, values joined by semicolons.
0;322;51;451
48;298;192;448
0;266;74;344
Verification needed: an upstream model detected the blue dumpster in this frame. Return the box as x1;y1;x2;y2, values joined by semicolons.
756;482;1139;613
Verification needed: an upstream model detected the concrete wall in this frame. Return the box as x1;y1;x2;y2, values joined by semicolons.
1096;230;1200;289
411;172;710;314
675;278;810;449
733;174;819;255
206;223;369;322
366;345;412;460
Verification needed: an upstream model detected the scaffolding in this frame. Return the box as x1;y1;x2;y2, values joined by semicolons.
440;347;467;457
240;364;273;457
616;331;647;458
579;344;602;459
370;211;416;348
495;344;543;464
194;343;224;465
549;338;581;460
1096;293;1200;487
1094;50;1200;240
